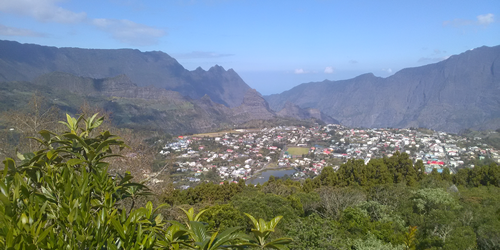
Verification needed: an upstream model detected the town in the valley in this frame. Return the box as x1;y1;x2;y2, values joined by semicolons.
151;124;500;189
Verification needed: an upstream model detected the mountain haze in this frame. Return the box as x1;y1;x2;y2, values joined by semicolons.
266;45;500;133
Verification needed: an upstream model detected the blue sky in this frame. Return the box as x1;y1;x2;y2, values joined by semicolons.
0;0;498;95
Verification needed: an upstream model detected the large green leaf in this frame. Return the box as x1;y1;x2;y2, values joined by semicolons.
189;221;209;244
207;227;243;250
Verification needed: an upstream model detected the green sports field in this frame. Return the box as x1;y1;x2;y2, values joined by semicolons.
286;147;309;156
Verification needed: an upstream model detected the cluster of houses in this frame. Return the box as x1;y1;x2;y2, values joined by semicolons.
311;125;500;174
158;124;500;188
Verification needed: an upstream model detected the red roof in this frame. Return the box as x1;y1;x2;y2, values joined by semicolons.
427;161;444;165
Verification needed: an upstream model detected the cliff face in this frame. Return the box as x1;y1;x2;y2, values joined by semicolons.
0;40;348;128
277;102;339;124
0;40;250;107
177;65;251;107
230;89;277;123
22;72;279;134
266;45;500;132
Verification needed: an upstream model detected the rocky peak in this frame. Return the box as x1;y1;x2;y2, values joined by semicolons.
0;40;253;109
208;65;225;72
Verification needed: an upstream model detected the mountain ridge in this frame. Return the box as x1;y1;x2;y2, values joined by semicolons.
265;45;500;133
1;40;498;133
0;40;249;107
0;71;326;134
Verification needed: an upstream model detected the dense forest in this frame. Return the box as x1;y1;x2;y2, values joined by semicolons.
163;153;500;249
1;102;500;249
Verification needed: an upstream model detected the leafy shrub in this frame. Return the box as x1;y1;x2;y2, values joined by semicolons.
0;114;291;249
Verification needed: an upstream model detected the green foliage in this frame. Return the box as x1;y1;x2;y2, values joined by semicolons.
315;187;366;220
231;191;301;225
185;221;244;250
286;214;346;249
454;163;500;187
198;204;247;231
0;114;291;249
351;232;404;250
164;181;245;205
162;150;500;250
383;152;422;186
318;165;338;186
0;114;163;249
180;207;207;223
357;200;405;229
403;226;418;250
242;213;293;249
304;151;428;190
337;159;369;187
411;188;461;214
340;207;371;236
459;186;500;249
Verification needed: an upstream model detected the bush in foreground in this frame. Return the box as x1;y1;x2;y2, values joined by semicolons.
0;114;291;249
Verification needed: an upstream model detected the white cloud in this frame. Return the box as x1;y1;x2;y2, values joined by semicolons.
477;13;494;25
0;24;45;37
443;13;495;27
324;66;334;74
382;68;393;74
294;68;307;74
0;0;167;46
0;0;86;23
92;18;166;46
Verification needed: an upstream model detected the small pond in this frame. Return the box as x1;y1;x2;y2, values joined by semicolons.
246;169;297;185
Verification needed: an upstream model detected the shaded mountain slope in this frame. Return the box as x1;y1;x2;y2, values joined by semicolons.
1;72;283;134
277;102;339;124
265;45;500;133
0;40;250;107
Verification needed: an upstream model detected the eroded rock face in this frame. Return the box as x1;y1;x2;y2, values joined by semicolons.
304;108;339;125
26;73;279;134
266;45;500;133
33;72;188;104
230;89;276;123
276;102;339;124
277;102;311;120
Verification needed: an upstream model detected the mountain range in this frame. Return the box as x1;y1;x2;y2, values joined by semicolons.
265;45;500;133
0;40;249;107
0;40;331;134
0;39;499;134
